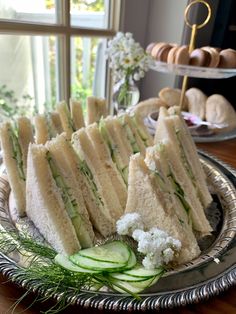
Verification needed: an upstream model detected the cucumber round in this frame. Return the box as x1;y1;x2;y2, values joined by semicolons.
69;254;128;272
78;241;131;264
54;254;100;273
109;272;149;282
123;265;164;278
125;250;137;270
112;276;157;294
112;281;144;294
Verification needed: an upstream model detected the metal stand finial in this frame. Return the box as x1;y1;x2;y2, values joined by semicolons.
179;0;212;110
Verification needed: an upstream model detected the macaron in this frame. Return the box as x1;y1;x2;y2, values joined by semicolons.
151;42;168;59
167;46;179;63
146;42;156;54
189;48;211;67
167;45;189;65
155;43;173;62
201;46;220;67
218;49;236;68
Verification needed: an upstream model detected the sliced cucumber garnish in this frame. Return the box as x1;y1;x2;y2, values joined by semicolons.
112;280;145;294
112;276;157;294
123;265;164;278
109;272;149;282
110;265;164;283
69;241;136;272
55;254;99;273
69;254;128;272
55;242;164;295
125;250;137;270
78;241;131;264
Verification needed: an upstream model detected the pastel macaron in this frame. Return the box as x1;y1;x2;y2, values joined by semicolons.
146;42;156;54
167;45;189;65
150;42;170;60
218;49;236;68
155;43;173;62
201;46;220;67
189;48;211;67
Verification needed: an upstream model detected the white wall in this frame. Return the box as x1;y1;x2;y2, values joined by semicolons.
120;0;150;48
121;0;188;100
141;0;188;99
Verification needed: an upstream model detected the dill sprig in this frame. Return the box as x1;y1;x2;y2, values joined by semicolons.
0;228;97;313
0;227;165;313
19;261;95;293
8;261;95;314
0;227;56;259
0;227;142;313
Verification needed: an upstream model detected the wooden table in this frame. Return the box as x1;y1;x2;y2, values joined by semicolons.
0;139;236;314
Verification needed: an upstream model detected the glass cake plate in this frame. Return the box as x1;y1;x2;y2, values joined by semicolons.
0;152;235;312
150;61;236;79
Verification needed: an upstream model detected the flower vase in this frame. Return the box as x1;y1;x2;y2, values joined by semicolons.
113;78;140;113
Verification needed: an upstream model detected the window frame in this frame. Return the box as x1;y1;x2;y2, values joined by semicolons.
0;0;120;105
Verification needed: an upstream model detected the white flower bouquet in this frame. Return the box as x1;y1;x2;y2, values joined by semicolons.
106;32;152;109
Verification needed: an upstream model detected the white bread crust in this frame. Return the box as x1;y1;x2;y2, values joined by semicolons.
86;123;127;209
104;117;132;168
125;153;200;264
87;97;108;125
160;139;212;235
172;115;212;208
26;143;81;255
51;133;115;237
17;117;34;173
121;114;146;155
70;99;85;130
56;101;73;139
50;111;63;134
72;129;123;220
0;122;26;216
34;115;49;144
46;134;95;247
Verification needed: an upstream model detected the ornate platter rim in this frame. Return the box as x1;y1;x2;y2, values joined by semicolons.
0;151;236;312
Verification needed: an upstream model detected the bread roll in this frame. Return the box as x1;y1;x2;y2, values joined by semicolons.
159;87;188;110
186;88;207;120
133;98;168;118
205;94;236;133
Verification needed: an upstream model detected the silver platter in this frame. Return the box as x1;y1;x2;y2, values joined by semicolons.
0;151;236;311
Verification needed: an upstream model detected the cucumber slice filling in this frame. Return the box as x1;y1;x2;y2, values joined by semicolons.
9;126;25;181
46;152;92;247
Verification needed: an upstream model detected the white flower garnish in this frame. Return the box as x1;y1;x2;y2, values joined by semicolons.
133;227;181;269
116;212;182;270
116;213;144;236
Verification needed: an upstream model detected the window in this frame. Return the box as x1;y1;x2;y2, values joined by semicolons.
0;0;120;115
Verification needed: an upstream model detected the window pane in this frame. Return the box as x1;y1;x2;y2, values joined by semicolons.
0;34;57;120
70;0;109;29
71;36;107;109
0;0;56;24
